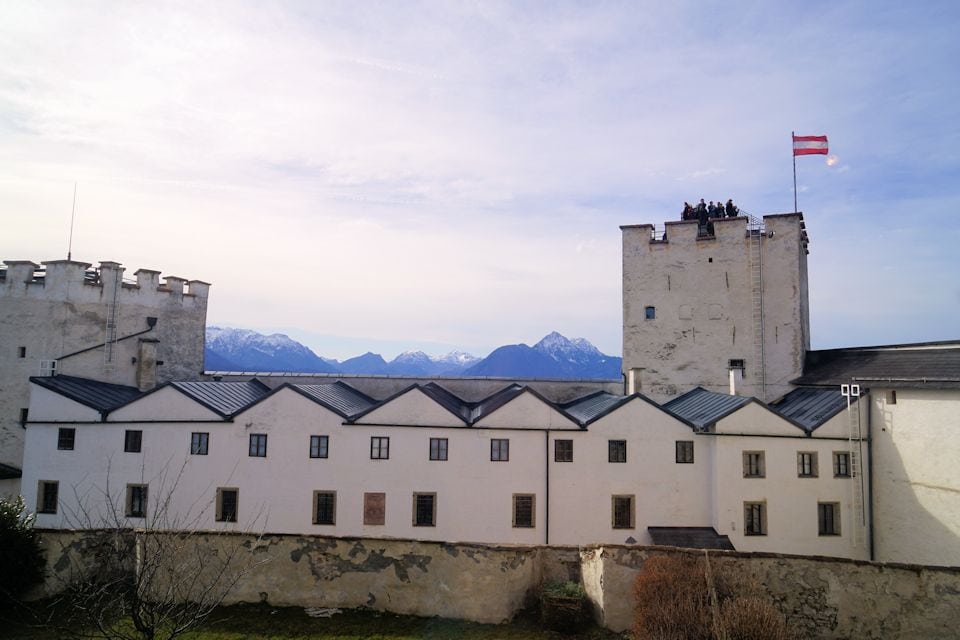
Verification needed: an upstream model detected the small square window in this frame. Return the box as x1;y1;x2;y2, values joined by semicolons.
216;488;238;523
363;492;386;525
314;491;336;525
676;440;694;464
413;493;436;527
310;435;329;459
833;452;851;478
124;430;142;453
429;437;448;461
644;306;656;320
797;452;818;478
191;432;209;455
491;439;509;462
744;501;766;535
57;428;75;451
612;495;634;529
513;494;535;528
249;433;268;457
126;484;148;518
608;440;627;463
818;502;841;536
38;480;59;514
554;439;573;463
370;437;390;460
743;451;765;478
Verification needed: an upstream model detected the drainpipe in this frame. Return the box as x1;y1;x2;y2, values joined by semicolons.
866;391;875;561
544;430;550;545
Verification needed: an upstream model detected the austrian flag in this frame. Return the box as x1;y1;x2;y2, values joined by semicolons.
793;134;829;156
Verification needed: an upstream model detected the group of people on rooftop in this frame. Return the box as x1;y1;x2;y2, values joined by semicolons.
680;198;740;235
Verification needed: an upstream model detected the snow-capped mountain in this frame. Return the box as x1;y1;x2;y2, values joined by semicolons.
204;327;616;379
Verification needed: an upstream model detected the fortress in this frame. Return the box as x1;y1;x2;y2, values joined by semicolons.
4;211;960;568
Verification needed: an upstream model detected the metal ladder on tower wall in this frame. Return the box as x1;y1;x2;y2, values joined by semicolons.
842;384;866;547
746;214;766;399
103;271;122;373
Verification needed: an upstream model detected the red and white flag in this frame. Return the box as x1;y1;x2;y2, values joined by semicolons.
793;134;828;156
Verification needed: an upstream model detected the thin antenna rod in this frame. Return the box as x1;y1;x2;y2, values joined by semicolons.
67;182;77;261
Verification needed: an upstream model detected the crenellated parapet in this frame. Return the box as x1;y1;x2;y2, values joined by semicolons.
0;259;210;308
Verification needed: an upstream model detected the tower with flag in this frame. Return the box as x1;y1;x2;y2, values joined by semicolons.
792;132;828;212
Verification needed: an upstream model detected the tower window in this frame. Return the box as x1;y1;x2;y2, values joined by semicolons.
644;306;656;320
18;346;26;358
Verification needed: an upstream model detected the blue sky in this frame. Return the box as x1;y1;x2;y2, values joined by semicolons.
2;1;958;359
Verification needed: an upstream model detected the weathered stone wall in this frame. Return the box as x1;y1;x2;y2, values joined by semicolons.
35;531;960;638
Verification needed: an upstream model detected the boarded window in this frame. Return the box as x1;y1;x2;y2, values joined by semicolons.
364;492;385;525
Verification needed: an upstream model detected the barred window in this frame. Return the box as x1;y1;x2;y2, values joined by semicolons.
797;452;818;477
370;437;390;460
314;491;336;525
743;451;765;478
249;434;268;457
833;452;851;477
818;502;841;536
191;432;209;455
429;438;448;461
612;495;634;529
413;493;436;527
57;427;75;451
554;439;573;462
513;494;535;528
310;435;329;459
216;488;238;523
491;439;509;462
608;440;627;463
744;502;766;535
676;440;694;463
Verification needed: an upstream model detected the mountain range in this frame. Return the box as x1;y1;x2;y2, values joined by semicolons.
205;327;621;379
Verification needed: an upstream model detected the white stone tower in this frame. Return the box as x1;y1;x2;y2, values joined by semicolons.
621;213;810;403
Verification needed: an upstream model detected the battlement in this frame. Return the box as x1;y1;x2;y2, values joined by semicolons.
0;259;210;306
621;212;808;253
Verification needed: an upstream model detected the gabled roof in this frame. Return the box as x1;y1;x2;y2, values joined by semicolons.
770;387;847;432
468;384;526;423
648;527;735;551
420;382;472;422
560;391;631;425
794;344;960;389
662;387;752;429
169;379;271;417
290;382;377;418
30;375;142;414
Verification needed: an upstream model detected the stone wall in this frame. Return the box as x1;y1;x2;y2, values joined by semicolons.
35;531;960;638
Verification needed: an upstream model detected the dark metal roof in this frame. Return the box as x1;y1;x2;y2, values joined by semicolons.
562;392;628;425
794;346;960;389
468;384;525;423
770;387;847;432
0;462;22;479
648;527;735;551
662;387;752;429
170;380;270;417
30;375;142;413
291;382;377;418
420;383;471;422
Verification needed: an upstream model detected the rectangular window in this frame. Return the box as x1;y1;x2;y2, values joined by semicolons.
833;452;851;478
126;484;148;518
39;359;57;377
818;502;841;536
644;306;656;320
797;452;818;477
742;451;765;478
313;491;336;525
887;390;897;405
513;494;535;528
248;433;268;457
744;501;766;535
370;436;390;460
429;437;448;461
612;495;635;529
57;427;75;451
554;439;573;462
216;488;238;523
413;493;436;527
608;440;627;463
676;440;694;463
18;346;26;358
38;480;58;514
124;430;143;453
363;492;386;525
310;435;329;459
191;432;209;455
19;408;28;427
490;438;510;461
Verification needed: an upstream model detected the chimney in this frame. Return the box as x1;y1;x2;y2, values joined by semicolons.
137;339;160;391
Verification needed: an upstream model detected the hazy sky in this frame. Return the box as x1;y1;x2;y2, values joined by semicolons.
2;2;958;360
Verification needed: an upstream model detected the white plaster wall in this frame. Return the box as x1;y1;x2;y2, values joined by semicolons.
549;397;712;545
355;388;466;426
108;386;222;422
474;392;579;430
714;402;805;437
871;388;960;566
27;386;101;422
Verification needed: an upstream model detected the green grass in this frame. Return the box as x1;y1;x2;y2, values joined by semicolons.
2;603;626;640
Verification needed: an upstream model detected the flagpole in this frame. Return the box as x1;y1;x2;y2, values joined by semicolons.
792;131;798;213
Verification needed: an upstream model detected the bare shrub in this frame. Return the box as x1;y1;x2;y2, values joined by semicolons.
720;596;793;640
